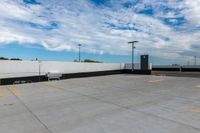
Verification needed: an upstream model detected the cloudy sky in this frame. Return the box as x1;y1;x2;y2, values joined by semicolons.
0;0;200;64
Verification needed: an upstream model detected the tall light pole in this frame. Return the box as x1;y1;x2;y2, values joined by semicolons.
128;41;138;72
78;44;82;62
38;60;41;82
187;60;190;66
194;56;197;65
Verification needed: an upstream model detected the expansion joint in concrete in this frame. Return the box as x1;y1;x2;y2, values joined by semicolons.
7;86;53;133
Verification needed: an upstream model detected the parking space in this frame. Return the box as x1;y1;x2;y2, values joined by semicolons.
0;74;200;133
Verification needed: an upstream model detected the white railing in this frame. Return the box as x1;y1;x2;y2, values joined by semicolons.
124;63;152;70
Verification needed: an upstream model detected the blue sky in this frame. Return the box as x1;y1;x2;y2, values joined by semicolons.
0;0;200;64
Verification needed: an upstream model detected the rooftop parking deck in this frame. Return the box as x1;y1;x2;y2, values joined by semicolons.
0;74;200;133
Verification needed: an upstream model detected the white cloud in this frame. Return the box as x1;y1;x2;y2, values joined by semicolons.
0;0;199;63
183;0;200;26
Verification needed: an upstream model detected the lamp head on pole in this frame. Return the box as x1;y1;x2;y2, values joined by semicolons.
128;41;139;44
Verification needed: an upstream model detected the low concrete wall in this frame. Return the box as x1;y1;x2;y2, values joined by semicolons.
0;61;154;85
153;65;200;72
0;60;124;79
0;61;39;78
41;61;124;74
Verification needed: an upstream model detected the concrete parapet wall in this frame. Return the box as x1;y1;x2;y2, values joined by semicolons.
0;60;124;79
153;65;200;72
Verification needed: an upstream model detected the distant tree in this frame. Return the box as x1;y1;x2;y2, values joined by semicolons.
0;57;9;60
10;58;22;61
0;57;22;61
83;59;102;63
74;59;79;62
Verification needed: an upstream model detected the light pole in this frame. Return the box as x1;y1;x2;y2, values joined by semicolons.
128;41;138;72
187;60;190;66
78;44;82;62
194;56;197;65
38;60;41;82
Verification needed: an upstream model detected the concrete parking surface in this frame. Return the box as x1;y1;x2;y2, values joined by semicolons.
0;74;200;133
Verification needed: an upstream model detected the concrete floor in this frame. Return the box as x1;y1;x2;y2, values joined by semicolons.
0;74;200;133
